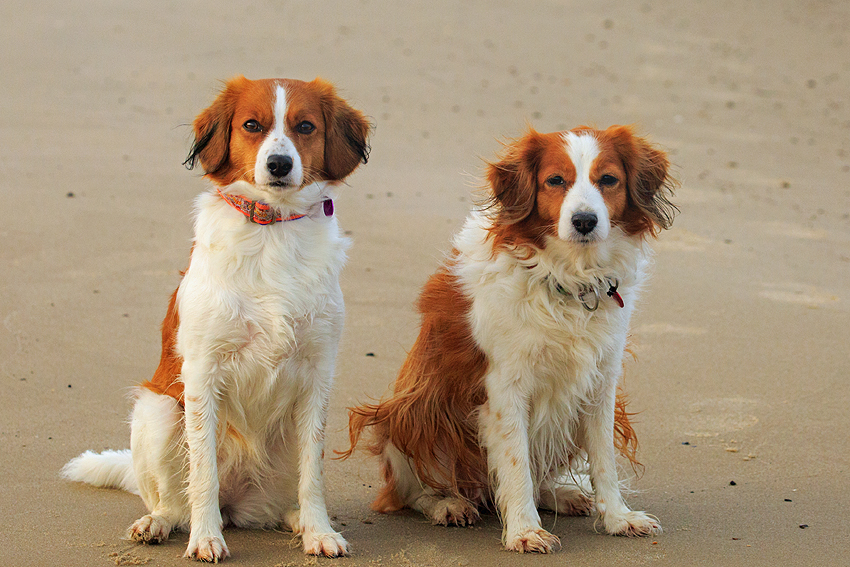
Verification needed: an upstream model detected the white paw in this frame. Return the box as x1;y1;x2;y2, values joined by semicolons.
541;487;595;516
283;508;301;533
504;527;561;553
302;530;348;557
128;514;172;543
604;510;661;537
428;497;479;527
560;491;594;516
185;534;230;563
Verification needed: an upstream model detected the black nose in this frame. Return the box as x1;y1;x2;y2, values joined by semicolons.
267;154;293;178
571;212;598;235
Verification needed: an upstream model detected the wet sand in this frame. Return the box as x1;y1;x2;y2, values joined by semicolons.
1;1;849;565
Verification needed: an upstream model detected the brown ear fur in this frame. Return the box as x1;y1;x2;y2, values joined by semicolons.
184;76;248;177
312;78;371;181
485;129;547;225
605;125;678;237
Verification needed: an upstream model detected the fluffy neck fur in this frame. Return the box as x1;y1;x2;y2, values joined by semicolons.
455;210;651;304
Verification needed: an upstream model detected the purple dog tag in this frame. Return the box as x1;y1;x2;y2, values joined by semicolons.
323;199;334;217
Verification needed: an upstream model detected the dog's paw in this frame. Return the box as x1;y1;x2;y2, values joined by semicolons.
282;508;301;533
185;535;230;563
540;487;595;516
504;528;561;553
560;491;594;516
428;497;479;527
605;510;661;537
128;514;172;543
302;530;348;557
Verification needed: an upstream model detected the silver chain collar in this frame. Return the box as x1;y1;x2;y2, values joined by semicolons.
551;277;621;312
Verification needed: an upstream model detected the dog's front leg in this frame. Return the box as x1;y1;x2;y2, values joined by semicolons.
182;358;230;562
581;380;660;537
482;370;560;553
293;375;348;557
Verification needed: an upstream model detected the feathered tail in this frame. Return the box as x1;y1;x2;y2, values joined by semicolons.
61;449;139;495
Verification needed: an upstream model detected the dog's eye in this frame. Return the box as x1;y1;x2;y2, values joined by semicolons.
296;121;316;134
546;175;565;187
243;120;262;133
599;174;619;187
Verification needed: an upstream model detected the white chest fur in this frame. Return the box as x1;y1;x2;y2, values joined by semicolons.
175;186;348;436
453;213;649;480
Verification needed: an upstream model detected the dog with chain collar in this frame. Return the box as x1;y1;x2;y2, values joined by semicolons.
344;125;676;553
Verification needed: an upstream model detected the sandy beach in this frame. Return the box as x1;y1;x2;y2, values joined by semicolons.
2;1;848;565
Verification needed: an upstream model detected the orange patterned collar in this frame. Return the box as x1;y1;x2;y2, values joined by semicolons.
216;188;310;225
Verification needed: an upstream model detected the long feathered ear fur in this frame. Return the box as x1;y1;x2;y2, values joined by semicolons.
183;75;248;175
605;125;678;237
484;128;548;225
313;78;372;181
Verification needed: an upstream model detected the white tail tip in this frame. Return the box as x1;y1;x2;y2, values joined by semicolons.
61;449;139;495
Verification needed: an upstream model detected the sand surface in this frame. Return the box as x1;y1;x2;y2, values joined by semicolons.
2;1;849;565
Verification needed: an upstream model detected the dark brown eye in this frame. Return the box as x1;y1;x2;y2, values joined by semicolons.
599;174;618;187
243;120;262;133
296;121;316;134
546;175;565;187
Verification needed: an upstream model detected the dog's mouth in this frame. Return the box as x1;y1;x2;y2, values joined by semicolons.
568;233;600;246
253;179;311;208
267;180;296;189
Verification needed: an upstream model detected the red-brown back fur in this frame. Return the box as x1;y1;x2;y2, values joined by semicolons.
344;264;491;508
140;289;185;404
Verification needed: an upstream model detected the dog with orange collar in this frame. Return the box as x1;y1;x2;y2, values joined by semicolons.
63;76;370;561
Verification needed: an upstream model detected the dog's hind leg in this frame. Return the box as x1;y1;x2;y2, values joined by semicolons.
381;442;480;526
128;388;189;543
225;426;300;532
538;475;594;517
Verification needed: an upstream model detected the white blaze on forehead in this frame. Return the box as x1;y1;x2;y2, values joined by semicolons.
558;131;611;241
254;83;302;187
273;84;287;136
562;131;600;183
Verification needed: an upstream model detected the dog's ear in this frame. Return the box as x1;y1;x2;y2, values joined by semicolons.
312;78;371;181
485;129;547;224
184;76;247;177
605;125;678;236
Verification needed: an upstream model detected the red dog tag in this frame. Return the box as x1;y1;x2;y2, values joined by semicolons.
606;281;625;308
610;290;624;308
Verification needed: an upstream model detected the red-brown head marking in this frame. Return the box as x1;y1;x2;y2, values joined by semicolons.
483;126;677;249
184;76;371;187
